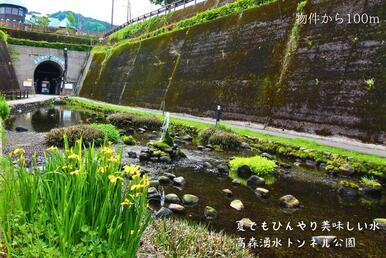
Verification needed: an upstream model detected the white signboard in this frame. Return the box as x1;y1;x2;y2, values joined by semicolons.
23;81;33;87
64;83;74;90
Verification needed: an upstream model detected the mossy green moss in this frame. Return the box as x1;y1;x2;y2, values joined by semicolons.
229;155;277;185
148;140;171;151
338;180;359;189
122;135;136;145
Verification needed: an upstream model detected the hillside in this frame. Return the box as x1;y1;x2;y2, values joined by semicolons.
49;11;111;32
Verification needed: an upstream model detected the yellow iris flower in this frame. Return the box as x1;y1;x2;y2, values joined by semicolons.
70;170;80;176
13;148;25;156
68;153;79;161
123;165;141;175
120;198;132;206
46;146;58;153
108;175;123;184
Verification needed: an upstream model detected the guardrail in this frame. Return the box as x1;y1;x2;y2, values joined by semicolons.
105;0;204;37
1;90;29;100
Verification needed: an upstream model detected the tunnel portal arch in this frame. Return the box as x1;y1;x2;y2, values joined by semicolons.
34;61;63;95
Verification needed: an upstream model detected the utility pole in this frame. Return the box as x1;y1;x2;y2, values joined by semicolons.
111;0;115;29
127;0;131;22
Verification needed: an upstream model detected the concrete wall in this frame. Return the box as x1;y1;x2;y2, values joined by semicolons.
8;44;89;93
80;0;386;144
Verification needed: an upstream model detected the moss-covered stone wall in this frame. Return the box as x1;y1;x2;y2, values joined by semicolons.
80;0;386;144
0;40;19;91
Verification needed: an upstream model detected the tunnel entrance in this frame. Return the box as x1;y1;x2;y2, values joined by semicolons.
34;61;63;95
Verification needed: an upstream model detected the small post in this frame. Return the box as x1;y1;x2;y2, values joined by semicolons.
216;105;222;125
62;48;68;94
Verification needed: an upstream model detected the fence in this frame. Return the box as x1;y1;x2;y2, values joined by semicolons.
1;90;29;100
105;0;206;37
0;20;104;38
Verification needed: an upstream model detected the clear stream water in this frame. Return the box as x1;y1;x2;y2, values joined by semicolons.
6;107;386;258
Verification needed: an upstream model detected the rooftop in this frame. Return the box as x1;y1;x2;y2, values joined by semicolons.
0;0;27;9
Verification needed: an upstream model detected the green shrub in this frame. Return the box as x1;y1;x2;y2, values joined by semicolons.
0;29;8;42
107;113;162;130
360;176;382;188
0;96;10;120
90;123;120;143
199;127;242;150
0;139;151;256
229;156;277;177
45;125;105;147
122;135;136;145
7;37;91;51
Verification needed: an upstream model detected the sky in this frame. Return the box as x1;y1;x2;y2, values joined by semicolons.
23;0;160;25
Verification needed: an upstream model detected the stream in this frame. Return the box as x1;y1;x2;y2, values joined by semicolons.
5;106;386;258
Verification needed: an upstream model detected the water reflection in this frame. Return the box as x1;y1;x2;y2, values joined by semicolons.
6;107;91;133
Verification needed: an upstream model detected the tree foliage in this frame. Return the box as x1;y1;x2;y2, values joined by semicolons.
66;12;77;27
32;15;50;26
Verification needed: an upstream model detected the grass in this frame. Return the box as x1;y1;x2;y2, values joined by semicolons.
107;112;162;130
45;124;105;147
108;13;171;43
198;127;243;150
360;176;382;188
67;97;386;165
90;123;121;143
229;156;277;185
0;138;151;256
138;218;253;258
99;0;277;53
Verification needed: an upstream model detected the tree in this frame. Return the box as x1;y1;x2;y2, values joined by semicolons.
66;12;77;28
33;15;50;26
149;0;174;6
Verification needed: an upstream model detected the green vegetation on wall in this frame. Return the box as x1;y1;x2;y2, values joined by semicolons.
107;0;276;44
7;38;92;51
0;27;92;51
108;14;172;43
2;27;98;45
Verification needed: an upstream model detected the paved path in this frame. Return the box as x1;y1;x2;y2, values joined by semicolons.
8;94;58;106
75;97;386;158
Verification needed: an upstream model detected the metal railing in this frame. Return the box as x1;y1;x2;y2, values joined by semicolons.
1;90;29;100
104;0;205;37
0;20;105;38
